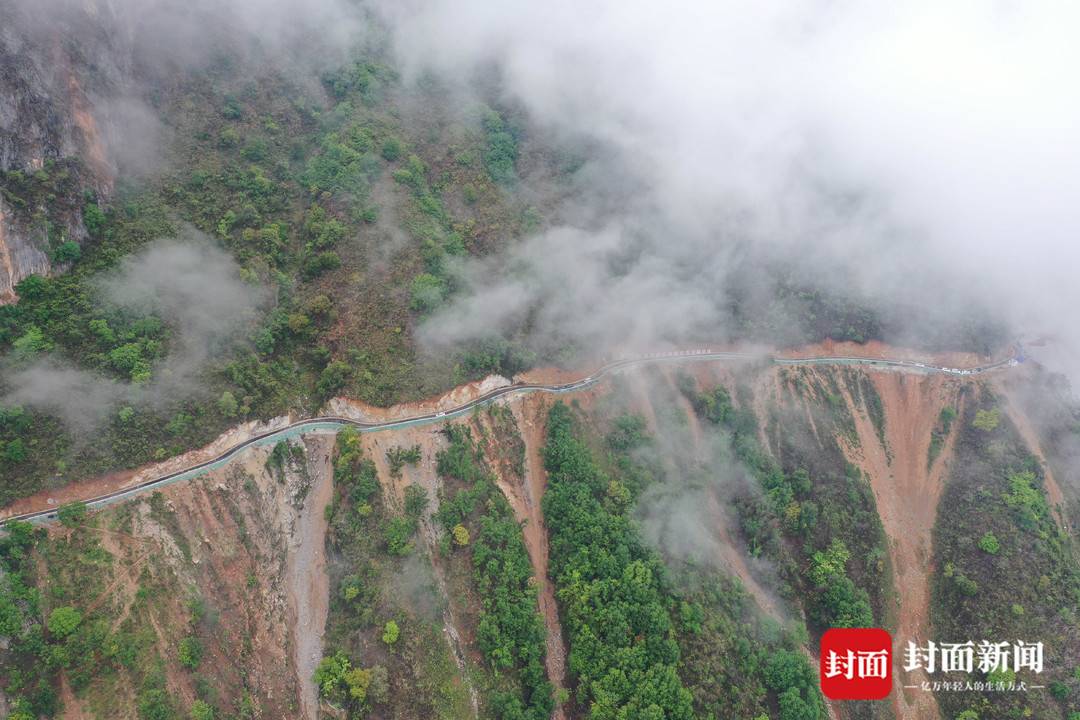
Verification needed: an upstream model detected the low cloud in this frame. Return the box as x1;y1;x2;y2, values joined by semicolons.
97;228;265;387
420;225;737;355
377;0;1080;377
3;229;264;429
5;361;125;432
600;371;788;617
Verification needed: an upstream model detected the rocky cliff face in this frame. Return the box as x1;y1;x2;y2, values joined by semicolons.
0;196;53;302
0;0;136;300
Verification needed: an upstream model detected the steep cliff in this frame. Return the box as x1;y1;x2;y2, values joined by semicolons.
0;196;52;302
0;0;132;299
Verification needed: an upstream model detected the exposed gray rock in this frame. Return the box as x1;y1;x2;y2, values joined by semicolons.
0;195;51;301
0;0;137;300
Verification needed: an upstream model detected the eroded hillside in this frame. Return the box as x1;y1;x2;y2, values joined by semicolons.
0;432;335;719
2;352;1078;720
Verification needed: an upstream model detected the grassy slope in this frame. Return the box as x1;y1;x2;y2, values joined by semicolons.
0;469;306;720
321;427;473;719
932;389;1080;720
677;368;891;720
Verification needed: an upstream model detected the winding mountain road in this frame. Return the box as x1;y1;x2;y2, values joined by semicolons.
2;347;1019;524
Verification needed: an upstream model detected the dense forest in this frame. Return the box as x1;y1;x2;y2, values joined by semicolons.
542;400;826;720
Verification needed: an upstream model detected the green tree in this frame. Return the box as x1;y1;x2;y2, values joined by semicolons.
178;636;203;669
13;325;52;357
2;438;27;464
317;361;351;399
973;408;1001;431
1002;470;1047;529
409;273;447;313
89;318;116;343
778;686;819;720
540;403;694;719
190;700;214;720
381;620;399;645
218;390;239;418
57;502;88;527
808;540;873;628
977;532;1000;555
312;651;381;711
301;251;341;279
47;606;82;637
606;413;648;451
403;485;429;518
387;445;421;476
83;202;106;236
314;652;351;702
138;688;174;720
381;137;403;161
108;342;151;382
764;651;822;720
344;667;371;701
51;241;82;264
382;516;415;555
482;110;519;184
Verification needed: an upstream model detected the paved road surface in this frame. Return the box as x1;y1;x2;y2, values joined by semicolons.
2;348;1018;524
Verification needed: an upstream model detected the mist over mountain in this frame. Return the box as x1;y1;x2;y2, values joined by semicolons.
5;0;1076;369
376;0;1080;376
3;230;263;429
2;5;1080;720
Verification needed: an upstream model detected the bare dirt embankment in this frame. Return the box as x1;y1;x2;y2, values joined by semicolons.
288;436;336;720
58;676;90;720
995;379;1068;527
44;434;334;719
4;376;515;522
13;341;1039;720
472;392;570;718
820;368;961;720
4;339;1012;524
328;375;512;424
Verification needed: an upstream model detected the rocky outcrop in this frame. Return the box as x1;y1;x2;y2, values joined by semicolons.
0;0;138;300
0;196;52;302
0;0;134;176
